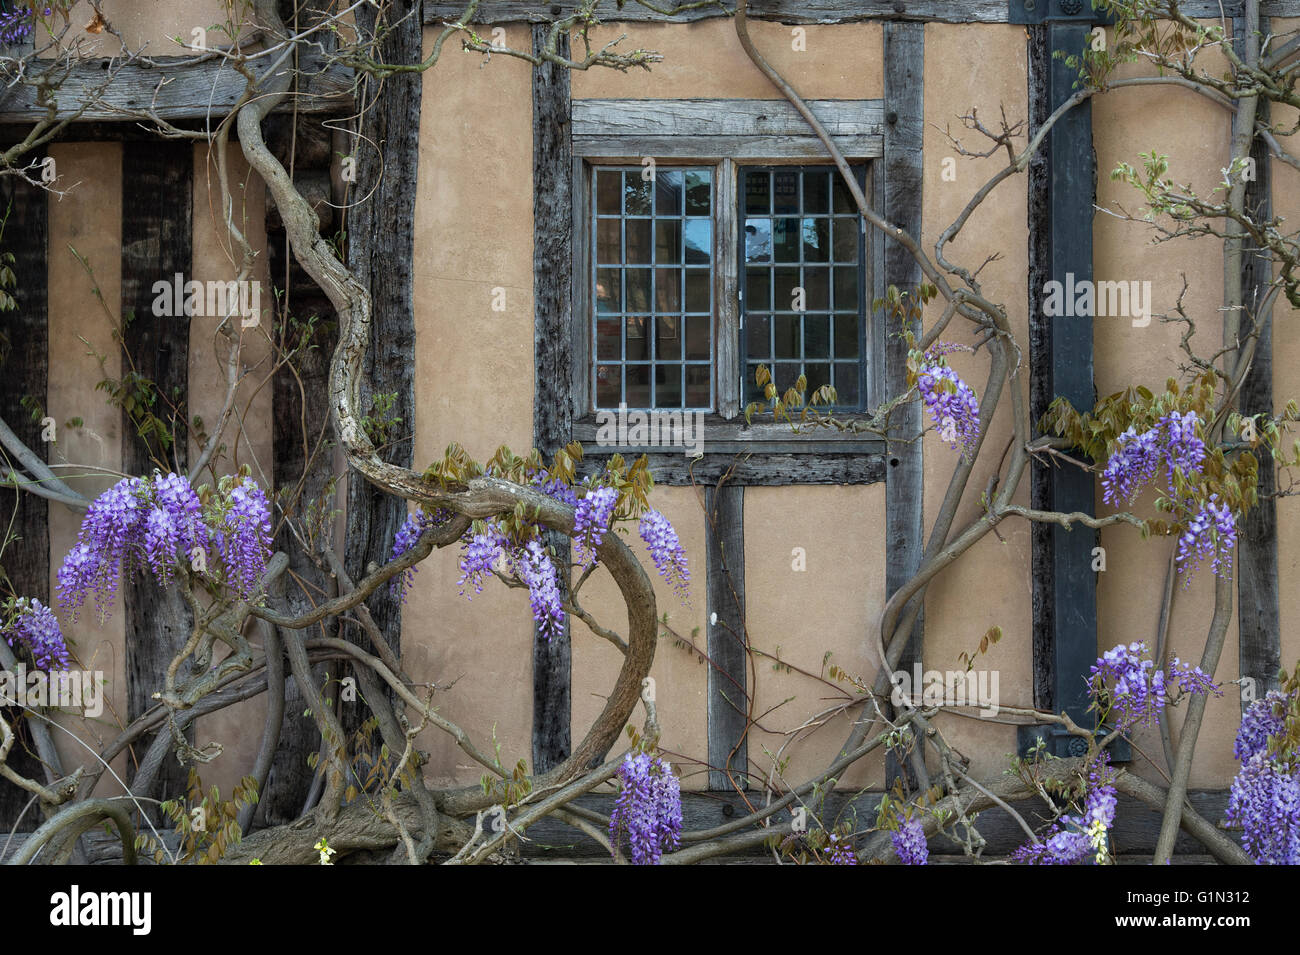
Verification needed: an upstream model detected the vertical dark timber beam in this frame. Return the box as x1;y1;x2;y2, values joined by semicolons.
532;24;574;772
1013;0;1109;758
706;484;747;790
120;141;193;798
1235;12;1281;707
344;0;421;737
882;21;925;788
0;158;50;826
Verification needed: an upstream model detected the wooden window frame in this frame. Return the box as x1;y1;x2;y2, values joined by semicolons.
570;99;888;467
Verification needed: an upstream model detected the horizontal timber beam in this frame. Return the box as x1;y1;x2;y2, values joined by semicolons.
0;55;352;125
424;1;1286;26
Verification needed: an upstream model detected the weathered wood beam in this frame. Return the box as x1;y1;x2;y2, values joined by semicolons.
0;153;51;829
705;483;747;791
532;23;575;774
424;0;1276;26
881;21;924;789
0;54;352;125
578;452;886;486
120;140;194;802
1236;13;1281;709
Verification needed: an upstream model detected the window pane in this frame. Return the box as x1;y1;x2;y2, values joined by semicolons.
597;219;621;264
774;361;801;391
625;316;649;360
626;268;652;312
596;364;621;407
655;268;681;312
833;217;858;262
746;267;771;310
625;176;652;215
596;268;621;313
745;171;770;215
655;219;681;263
834;363;860;405
744;219;771;263
802;218;829;262
685;169;711;214
833;174;855;213
655;365;683;408
773;169;799;214
774;218;800;262
597;170;622;215
803;171;830;214
684;219;711;264
596;317;621;360
774;315;799;359
806;362;832;394
685;365;710;408
834;266;858;311
655;316;681;360
684;316;710;359
685;270;710;312
805;313;830;360
746;314;771;360
834;313;860;359
744;364;766;406
626;364;651;406
656;170;683;216
626;219;652;264
804;267;831;311
774;268;800;311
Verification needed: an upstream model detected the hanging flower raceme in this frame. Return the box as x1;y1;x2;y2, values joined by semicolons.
1161;410;1207;483
1088;641;1218;731
825;834;858;865
0;6;44;46
915;350;981;461
609;751;683;865
56;473;273;620
3;598;69;671
1226;690;1300;864
1101;426;1162;506
572;486;617;568
208;478;274;600
1013;755;1118;865
890;817;929;865
1176;494;1236;586
516;539;565;642
639;509;689;599
389;507;453;602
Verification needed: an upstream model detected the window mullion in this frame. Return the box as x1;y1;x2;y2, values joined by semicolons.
716;159;740;419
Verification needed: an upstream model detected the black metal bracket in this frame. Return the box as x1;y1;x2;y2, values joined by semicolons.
1008;0;1117;24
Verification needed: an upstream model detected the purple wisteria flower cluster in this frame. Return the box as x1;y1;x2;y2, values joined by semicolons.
1102;411;1208;507
915;351;981;461
3;598;69;671
1012;755;1119;865
890;816;929;865
517;539;564;641
1176;494;1236;584
56;473;273;621
1225;690;1299;864
0;5;47;46
1088;641;1219;731
639;509;689;599
572;486;617;567
398;516;565;641
609;751;683;865
389;507;453;602
825;833;858;865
